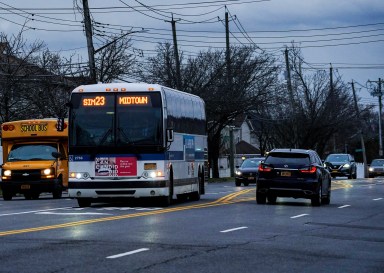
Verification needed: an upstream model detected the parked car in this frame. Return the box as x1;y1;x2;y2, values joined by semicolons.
368;158;384;178
323;153;357;179
256;148;331;206
235;157;265;186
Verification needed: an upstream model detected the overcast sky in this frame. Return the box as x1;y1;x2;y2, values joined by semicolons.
1;0;383;105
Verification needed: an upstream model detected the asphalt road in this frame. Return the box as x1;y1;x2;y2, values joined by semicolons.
0;178;383;273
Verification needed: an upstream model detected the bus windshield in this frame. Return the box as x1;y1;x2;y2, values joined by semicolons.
70;92;163;147
8;143;57;161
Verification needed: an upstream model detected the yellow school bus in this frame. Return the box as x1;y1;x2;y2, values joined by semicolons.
0;119;68;200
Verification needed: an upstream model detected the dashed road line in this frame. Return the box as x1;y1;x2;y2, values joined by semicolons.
0;207;73;217
290;214;308;219
220;226;248;233
106;248;149;259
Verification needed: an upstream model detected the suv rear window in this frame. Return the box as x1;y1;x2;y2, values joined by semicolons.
265;152;310;165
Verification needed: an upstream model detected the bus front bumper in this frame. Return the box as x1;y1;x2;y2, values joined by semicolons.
68;180;168;198
0;179;61;193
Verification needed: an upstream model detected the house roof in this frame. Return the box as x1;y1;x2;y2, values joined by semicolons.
235;140;260;155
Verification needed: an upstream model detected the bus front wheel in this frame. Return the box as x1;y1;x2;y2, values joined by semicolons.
2;190;13;201
77;198;92;207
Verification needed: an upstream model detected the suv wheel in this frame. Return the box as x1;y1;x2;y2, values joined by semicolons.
267;194;277;204
256;191;266;204
311;185;322;206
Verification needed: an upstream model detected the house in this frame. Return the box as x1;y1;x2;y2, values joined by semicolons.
219;113;262;172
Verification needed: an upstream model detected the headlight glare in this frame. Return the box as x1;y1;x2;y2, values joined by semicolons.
3;170;11;176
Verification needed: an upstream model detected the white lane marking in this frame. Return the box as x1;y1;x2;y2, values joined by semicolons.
338;205;351;208
290;214;308;219
220;226;248;233
36;212;112;215
0;207;73;217
107;248;149;259
373;198;383;201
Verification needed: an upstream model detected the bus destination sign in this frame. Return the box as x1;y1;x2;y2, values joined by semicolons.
82;96;106;106
118;96;150;106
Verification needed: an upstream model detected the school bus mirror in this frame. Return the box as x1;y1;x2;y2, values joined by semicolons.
52;152;63;159
166;128;174;142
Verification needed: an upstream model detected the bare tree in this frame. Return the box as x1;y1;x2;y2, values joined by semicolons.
136;43;279;177
261;44;366;158
0;31;45;122
95;35;137;83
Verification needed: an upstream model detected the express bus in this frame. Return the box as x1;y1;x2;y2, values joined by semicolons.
67;83;208;207
1;119;68;200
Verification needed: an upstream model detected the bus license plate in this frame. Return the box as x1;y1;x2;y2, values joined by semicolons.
21;184;30;190
281;171;291;177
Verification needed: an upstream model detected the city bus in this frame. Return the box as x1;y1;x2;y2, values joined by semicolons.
1;119;68;200
67;83;208;207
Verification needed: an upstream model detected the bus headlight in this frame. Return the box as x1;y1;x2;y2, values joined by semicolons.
41;168;55;178
3;170;12;176
70;172;90;179
142;170;164;178
43;168;52;175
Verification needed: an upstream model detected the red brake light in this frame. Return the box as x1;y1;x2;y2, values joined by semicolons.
258;164;272;172
299;166;317;173
2;124;14;131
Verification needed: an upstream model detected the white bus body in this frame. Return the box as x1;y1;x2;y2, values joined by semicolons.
67;83;208;207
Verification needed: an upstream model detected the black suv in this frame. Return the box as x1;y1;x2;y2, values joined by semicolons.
257;148;331;206
323;153;357;179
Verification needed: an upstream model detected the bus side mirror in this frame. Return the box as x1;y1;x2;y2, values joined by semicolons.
166;128;174;142
52;152;64;160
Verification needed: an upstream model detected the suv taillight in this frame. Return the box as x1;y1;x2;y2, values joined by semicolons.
258;164;272;172
299;166;317;173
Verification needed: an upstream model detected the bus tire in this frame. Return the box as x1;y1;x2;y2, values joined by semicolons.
199;167;205;194
2;190;13;201
159;169;173;207
52;177;63;199
77;198;92;207
190;171;202;201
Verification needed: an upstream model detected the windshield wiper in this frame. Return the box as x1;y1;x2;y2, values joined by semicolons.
117;127;133;145
98;128;112;146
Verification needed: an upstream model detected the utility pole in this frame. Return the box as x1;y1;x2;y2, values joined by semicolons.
368;78;383;157
225;7;234;177
351;80;368;178
229;126;235;177
284;48;294;107
329;64;334;94
225;9;231;91
284;47;296;148
167;14;181;90
82;0;96;84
